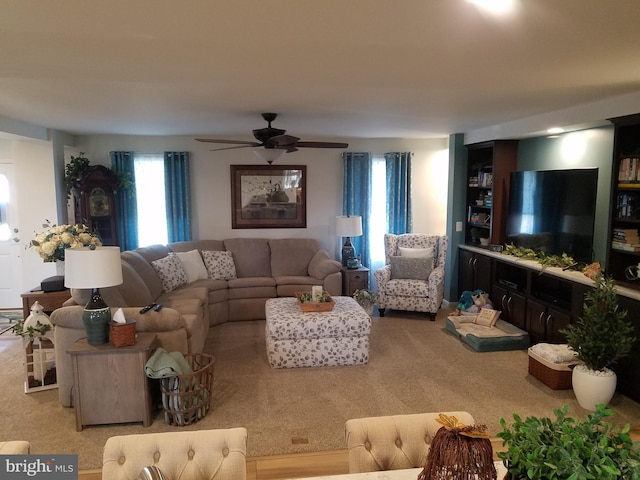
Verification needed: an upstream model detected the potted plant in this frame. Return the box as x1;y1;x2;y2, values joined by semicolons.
353;289;377;315
497;403;640;479
561;275;636;410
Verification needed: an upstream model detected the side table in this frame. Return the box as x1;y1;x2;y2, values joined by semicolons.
342;266;369;296
21;288;71;319
67;333;158;431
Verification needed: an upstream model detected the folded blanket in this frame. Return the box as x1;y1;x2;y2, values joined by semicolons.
145;348;193;378
529;343;579;364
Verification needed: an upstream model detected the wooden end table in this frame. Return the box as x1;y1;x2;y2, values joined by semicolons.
21;288;71;319
342;266;369;296
67;333;158;431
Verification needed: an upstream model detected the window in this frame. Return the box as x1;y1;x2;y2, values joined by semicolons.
369;155;387;269
134;154;168;247
0;173;10;241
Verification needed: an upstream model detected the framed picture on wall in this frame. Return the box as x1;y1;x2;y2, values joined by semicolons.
230;165;307;229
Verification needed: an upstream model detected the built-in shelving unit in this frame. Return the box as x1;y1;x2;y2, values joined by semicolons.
465;140;518;247
608;113;640;290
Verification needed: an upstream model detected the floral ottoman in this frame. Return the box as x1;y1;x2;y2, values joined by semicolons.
265;296;371;368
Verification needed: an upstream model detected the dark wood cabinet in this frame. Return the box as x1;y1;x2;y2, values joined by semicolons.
342;267;369;296
492;283;527;330
465;140;518;247
458;245;640;404
459;249;492;293
73;165;119;246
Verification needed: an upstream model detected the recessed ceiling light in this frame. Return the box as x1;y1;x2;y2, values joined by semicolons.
547;127;565;134
466;0;515;15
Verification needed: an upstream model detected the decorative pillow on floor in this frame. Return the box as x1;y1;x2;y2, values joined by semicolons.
390;256;432;280
175;249;208;283
151;253;188;292
473;308;500;328
202;250;237;280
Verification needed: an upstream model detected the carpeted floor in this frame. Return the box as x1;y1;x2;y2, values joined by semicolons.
1;307;639;470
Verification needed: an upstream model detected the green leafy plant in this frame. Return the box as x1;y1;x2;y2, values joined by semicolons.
352;289;377;308
561;275;635;372
497;404;640;479
502;243;577;269
11;319;52;341
64;152;91;199
297;291;332;303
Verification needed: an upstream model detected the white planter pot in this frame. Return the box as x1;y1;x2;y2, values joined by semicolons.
572;364;617;411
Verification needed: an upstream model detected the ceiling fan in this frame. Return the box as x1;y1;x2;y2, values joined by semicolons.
196;113;349;163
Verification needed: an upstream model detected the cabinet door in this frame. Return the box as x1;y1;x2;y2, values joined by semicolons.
508;291;527;331
459;249;475;294
526;298;547;343
459;250;492;295
474;254;492;293
545;307;570;343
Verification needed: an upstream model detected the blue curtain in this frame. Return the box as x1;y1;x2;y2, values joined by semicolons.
342;152;372;268
110;151;138;250
164;151;192;242
384;152;413;234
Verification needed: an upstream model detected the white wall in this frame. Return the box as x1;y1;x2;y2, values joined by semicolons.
75;135;449;259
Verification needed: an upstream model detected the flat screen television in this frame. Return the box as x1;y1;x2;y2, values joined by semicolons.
506;168;598;264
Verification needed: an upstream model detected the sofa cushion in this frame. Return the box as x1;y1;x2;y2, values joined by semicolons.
121;251;164;299
169;239;225;253
270;238;319;277
135;244;172;263
308;249;342;279
152;253;188;292
224;238;271;278
202;250;237;280
175;249;208;283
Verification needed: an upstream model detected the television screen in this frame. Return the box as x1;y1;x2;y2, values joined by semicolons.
506;168;598;264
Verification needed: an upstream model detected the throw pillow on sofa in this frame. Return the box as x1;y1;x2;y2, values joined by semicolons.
151;253;188;292
202;250;237;280
175;249;208;283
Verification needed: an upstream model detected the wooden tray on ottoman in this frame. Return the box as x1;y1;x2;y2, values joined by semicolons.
295;292;335;312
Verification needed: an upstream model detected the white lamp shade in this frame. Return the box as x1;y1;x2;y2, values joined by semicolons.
64;246;124;289
253;148;286;164
336;215;363;237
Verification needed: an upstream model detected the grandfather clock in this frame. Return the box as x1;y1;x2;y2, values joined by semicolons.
73;165;119;246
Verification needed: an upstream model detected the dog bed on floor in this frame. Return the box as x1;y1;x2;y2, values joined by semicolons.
445;315;530;352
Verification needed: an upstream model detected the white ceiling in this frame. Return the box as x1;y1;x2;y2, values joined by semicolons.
2;1;640;141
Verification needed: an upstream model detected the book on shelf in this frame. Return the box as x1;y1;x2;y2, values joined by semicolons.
618;157;640;183
611;242;640;252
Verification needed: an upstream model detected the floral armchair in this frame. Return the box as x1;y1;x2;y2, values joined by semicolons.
374;234;448;320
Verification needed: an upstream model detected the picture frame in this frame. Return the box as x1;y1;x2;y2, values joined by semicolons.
231;165;306;229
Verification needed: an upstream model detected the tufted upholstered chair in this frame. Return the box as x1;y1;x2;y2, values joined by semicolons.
374;234;448;320
344;411;475;473
102;428;247;480
0;441;30;454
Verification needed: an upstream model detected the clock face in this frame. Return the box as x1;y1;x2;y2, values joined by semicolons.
89;187;109;217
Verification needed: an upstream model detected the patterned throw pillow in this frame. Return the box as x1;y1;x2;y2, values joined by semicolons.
390;256;432;280
398;246;435;269
202;250;237;280
151;253;188;292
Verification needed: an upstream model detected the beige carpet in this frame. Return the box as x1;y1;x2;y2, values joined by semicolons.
2;307;640;470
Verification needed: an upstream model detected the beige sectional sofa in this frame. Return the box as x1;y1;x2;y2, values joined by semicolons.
51;237;342;407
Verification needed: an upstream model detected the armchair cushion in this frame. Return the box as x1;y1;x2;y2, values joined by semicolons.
390;256;432;280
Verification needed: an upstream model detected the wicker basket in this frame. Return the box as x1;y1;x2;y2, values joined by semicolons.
160;353;215;426
528;352;574;390
295;292;335;312
109;320;136;348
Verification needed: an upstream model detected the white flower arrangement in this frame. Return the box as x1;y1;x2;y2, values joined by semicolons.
30;221;102;262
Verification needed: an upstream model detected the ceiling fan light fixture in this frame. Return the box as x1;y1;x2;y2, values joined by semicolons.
253;148;286;164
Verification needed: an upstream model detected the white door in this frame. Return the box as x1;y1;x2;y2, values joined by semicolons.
0;163;23;308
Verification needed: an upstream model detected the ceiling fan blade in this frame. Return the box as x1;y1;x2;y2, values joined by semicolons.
196;138;261;146
295;141;349;149
209;144;260;152
268;134;300;147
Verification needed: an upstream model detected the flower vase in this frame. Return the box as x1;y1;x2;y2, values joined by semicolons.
56;260;65;276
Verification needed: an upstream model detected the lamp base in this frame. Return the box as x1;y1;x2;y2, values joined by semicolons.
83;288;111;345
341;237;356;267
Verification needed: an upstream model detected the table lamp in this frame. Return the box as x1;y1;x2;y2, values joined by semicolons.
64;246;123;345
336;215;363;268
